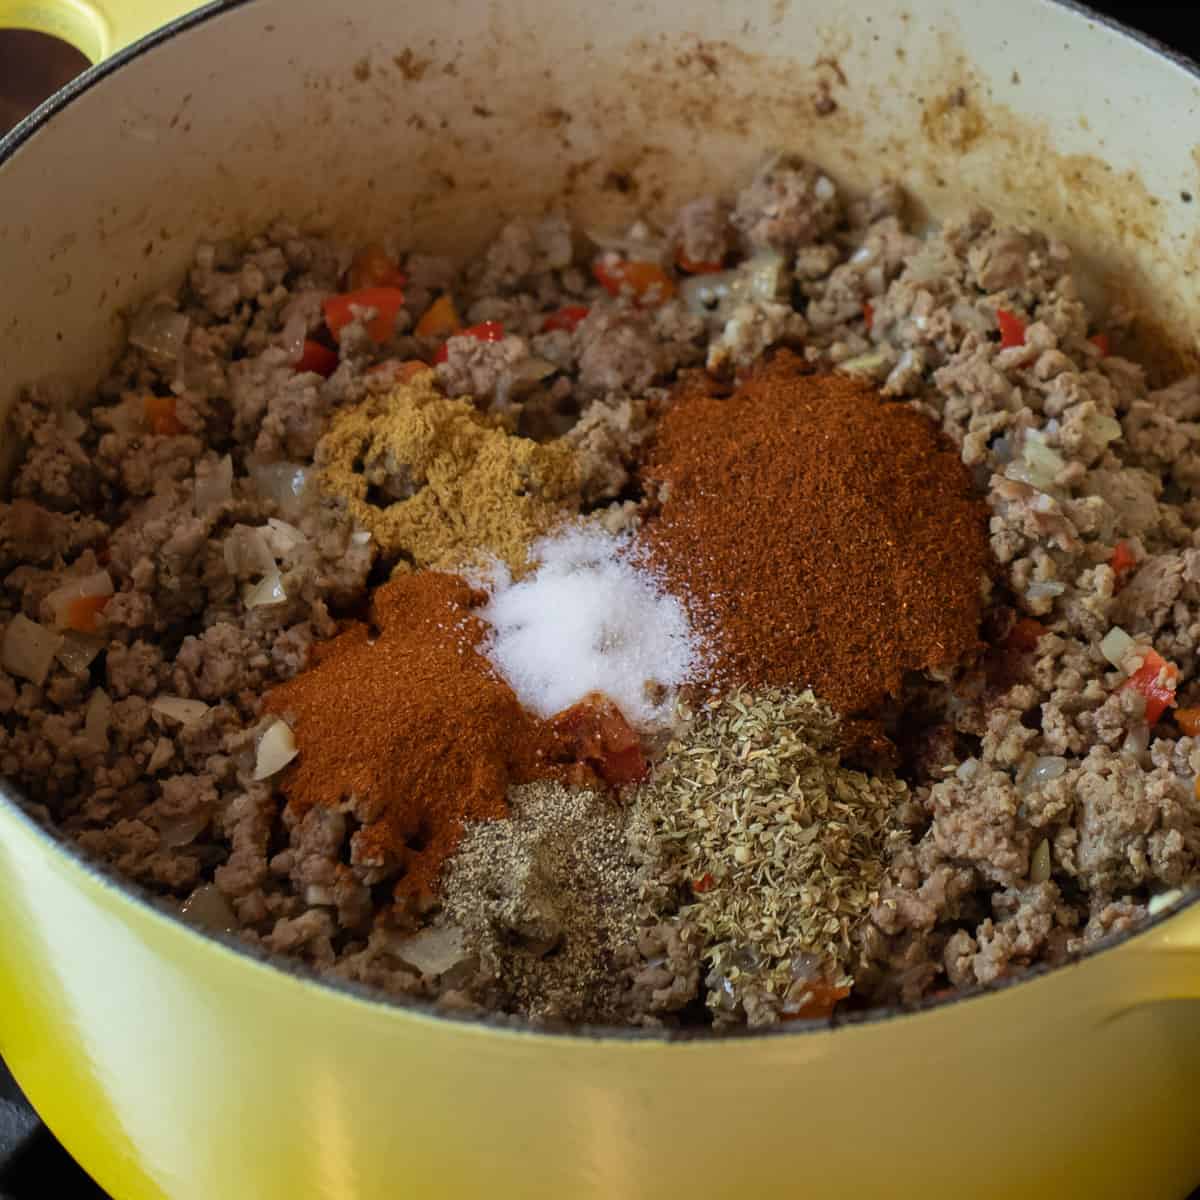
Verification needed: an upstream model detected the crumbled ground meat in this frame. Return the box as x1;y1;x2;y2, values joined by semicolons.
3;155;1198;1029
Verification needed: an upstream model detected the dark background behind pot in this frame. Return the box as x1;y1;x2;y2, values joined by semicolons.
0;3;1197;1197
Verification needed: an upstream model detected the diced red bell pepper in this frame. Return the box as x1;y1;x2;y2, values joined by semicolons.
1090;332;1112;357
143;394;184;436
64;594;111;634
347;243;406;291
551;693;648;787
433;321;505;364
1121;648;1178;725
541;305;590;333
323;287;406;345
1110;540;1137;581
996;308;1027;349
863;301;875;332
693;872;716;894
592;258;676;305
296;338;338;378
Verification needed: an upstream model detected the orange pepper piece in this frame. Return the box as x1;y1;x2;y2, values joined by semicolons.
415;294;462;338
143;394;184;436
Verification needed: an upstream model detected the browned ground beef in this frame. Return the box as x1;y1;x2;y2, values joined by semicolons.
3;153;1198;1028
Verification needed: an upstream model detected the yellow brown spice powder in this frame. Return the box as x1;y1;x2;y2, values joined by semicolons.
315;368;580;572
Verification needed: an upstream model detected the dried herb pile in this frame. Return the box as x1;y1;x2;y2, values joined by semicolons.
630;689;910;1025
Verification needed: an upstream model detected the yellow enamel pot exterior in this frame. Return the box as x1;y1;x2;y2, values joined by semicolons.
2;1;1200;1197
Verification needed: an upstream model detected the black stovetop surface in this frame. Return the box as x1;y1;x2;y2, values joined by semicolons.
1;3;1199;1198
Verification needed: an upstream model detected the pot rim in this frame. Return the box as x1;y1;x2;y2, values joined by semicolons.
0;0;1197;1045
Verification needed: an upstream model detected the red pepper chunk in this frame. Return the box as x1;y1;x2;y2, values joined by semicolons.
542;305;590;333
693;872;716;894
592;258;676;305
347;242;406;291
1110;540;1137;581
1175;707;1200;738
551;693;648;787
1090;332;1112;357
323;287;406;345
143;394;184;436
1121;649;1178;725
433;321;505;364
296;339;338;378
863;301;875;332
996;308;1027;349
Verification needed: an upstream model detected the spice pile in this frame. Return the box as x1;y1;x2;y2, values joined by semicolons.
317;367;579;573
441;780;641;1024
641;351;991;713
630;690;910;1026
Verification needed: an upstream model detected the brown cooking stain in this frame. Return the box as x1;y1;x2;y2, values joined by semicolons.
353;58;371;82
393;49;430;81
920;85;988;153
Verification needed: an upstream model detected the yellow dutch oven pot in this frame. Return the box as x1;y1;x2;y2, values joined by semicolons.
2;1;1200;1197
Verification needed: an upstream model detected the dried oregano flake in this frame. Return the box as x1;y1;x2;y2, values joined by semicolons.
630;688;910;1025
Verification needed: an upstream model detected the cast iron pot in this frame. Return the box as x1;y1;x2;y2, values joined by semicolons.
0;1;1199;1197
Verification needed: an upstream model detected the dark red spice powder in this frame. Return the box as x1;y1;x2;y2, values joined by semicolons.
640;351;991;714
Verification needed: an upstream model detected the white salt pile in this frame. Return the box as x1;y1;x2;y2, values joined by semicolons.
476;525;701;729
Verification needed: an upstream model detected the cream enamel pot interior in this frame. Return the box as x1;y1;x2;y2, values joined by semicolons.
1;2;1200;1198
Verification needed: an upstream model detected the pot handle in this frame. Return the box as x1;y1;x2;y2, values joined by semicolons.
0;0;203;62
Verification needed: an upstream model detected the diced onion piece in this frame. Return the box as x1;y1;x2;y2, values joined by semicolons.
56;631;105;675
1025;580;1066;602
838;350;889;376
243;572;287;608
395;925;469;976
180;883;238;934
680;268;739;315
1031;756;1068;786
158;810;210;848
150;695;210;726
195;454;233;515
253;718;298;780
304;884;335;906
280;312;308;361
1122;722;1150;758
1030;839;1052;884
350;529;372;545
97;394;149;434
742;250;787;304
680;251;785;318
1081;410;1122;448
1100;626;1135;670
3;614;65;685
261;518;308;560
1147;888;1184;917
223;526;277;577
250;462;313;519
955;757;979;782
129;305;190;362
83;687;111;750
45;570;115;629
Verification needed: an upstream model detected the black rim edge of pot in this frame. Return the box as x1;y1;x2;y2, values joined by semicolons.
0;0;1197;1045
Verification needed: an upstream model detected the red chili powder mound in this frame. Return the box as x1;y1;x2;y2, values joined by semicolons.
263;572;649;898
639;350;991;714
264;572;546;897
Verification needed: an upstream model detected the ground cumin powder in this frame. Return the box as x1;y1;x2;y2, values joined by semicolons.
641;351;990;714
316;368;579;572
